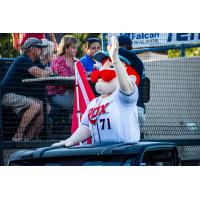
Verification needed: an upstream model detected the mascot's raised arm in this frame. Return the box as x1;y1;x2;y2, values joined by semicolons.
52;36;140;147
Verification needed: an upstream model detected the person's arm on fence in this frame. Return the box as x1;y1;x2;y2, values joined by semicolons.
28;66;53;78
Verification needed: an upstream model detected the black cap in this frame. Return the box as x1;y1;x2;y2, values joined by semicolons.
118;35;132;48
93;50;131;66
94;48;143;78
86;38;101;44
118;47;143;77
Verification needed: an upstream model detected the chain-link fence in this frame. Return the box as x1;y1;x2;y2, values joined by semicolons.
1;33;200;165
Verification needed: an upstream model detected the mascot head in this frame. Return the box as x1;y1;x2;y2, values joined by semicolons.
90;48;142;95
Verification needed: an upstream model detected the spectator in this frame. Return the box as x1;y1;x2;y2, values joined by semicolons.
39;39;57;113
40;39;57;67
118;34;146;130
1;37;52;141
47;35;78;110
80;38;101;76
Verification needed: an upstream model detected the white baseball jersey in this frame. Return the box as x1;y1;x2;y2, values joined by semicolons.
81;85;140;143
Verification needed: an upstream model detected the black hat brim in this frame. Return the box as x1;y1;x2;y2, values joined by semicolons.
94;50;131;65
33;44;48;48
118;47;143;77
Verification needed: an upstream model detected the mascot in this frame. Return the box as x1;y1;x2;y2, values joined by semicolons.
52;37;140;147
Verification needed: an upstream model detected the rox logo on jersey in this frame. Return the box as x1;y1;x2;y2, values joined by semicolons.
88;102;110;124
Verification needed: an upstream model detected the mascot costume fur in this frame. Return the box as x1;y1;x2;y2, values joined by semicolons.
52;37;140;147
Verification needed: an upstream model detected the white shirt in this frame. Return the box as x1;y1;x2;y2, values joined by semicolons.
81;84;140;143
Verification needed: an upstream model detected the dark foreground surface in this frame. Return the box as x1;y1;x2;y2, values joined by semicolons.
8;141;179;166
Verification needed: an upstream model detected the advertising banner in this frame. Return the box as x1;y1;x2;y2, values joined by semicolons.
107;33;200;49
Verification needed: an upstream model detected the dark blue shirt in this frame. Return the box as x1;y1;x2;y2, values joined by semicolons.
1;54;46;100
137;78;145;109
80;55;96;72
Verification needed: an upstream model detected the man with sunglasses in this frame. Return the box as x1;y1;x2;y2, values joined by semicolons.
1;37;52;141
52;36;141;147
80;38;101;76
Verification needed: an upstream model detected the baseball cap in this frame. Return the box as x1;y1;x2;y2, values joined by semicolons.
93;50;131;66
22;37;48;50
93;48;143;78
118;35;132;48
86;38;101;44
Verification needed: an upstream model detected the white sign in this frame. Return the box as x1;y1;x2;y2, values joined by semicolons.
107;33;200;49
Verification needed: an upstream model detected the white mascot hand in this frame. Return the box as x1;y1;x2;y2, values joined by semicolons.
51;140;65;147
107;36;120;62
107;36;135;94
51;138;73;147
63;138;74;147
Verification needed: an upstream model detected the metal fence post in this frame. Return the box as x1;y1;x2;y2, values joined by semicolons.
102;33;108;51
181;45;185;57
0;149;4;165
0;65;4;165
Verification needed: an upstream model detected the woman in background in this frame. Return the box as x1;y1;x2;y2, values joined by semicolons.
47;35;78;110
